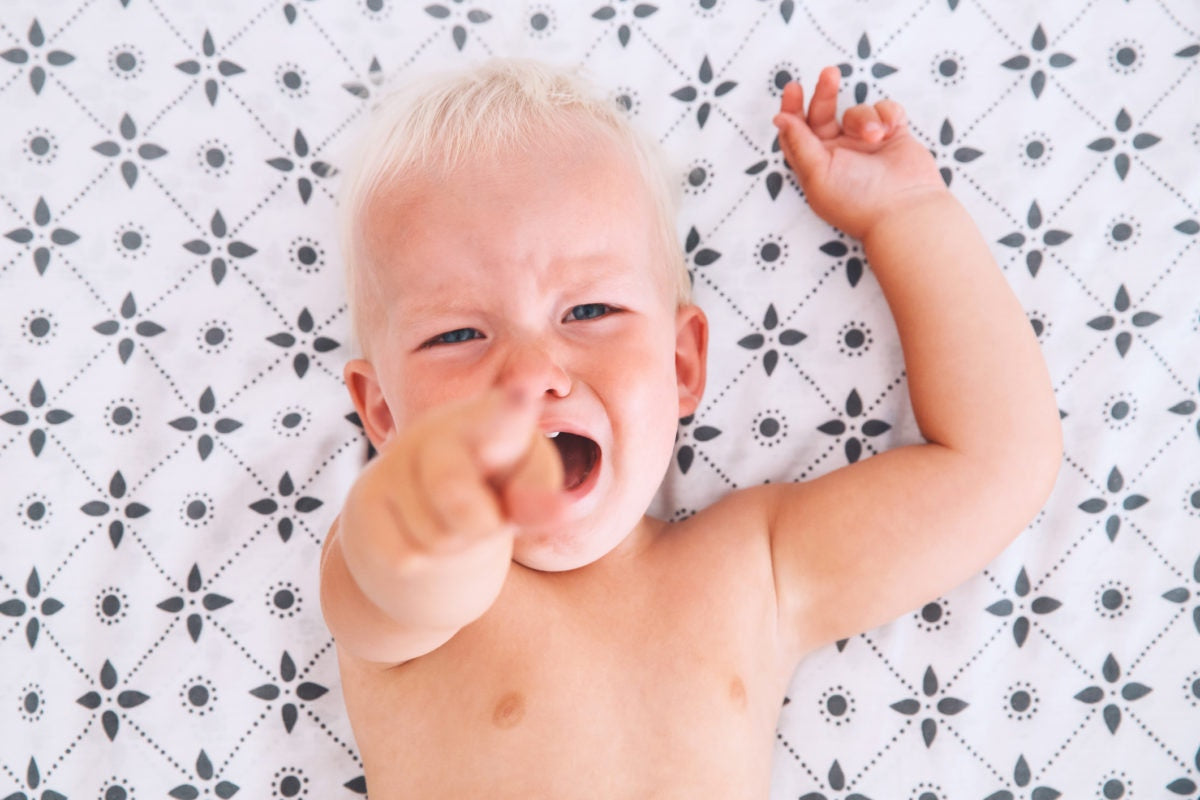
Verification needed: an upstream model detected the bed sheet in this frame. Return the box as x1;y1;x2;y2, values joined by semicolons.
1;0;1198;797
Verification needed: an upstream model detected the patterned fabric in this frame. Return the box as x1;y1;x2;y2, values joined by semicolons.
0;1;1197;797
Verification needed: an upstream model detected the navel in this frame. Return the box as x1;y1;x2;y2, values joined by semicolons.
729;676;747;711
491;691;526;730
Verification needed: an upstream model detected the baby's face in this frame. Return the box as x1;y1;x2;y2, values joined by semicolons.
346;139;706;571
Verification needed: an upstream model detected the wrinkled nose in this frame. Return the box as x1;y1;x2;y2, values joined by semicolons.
497;340;571;399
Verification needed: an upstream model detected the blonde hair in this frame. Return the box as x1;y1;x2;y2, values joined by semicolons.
336;58;689;358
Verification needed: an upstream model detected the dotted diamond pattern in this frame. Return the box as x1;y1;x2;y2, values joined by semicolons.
1;1;1198;798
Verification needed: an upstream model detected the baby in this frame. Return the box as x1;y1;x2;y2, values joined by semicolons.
320;59;1061;798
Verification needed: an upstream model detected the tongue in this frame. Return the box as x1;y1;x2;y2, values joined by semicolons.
552;433;596;490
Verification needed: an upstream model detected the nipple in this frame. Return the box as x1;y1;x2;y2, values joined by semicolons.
492;691;526;730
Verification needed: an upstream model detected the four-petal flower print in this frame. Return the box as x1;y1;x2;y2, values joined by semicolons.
1;18;74;94
249;651;329;734
75;659;149;741
4;197;79;275
174;29;244;106
1001;24;1075;98
0;380;71;456
890;666;968;748
92;113;167;188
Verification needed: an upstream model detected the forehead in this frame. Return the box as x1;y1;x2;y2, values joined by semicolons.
360;138;665;311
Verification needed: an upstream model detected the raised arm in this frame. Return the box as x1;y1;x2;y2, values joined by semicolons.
763;67;1062;660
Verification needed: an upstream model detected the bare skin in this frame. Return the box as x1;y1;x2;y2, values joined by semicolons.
321;66;1062;798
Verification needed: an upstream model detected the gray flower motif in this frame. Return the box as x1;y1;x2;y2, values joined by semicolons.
183;210;257;285
92;292;166;364
174;29;244;106
1074;653;1151;734
248;651;330;733
889;666;968;747
79;471;150;549
818;236;867;287
797;760;871;800
1085;285;1160;358
746;135;791;201
249;472;325;543
0;19;74;94
5;756;67;800
156;564;233;643
982;755;1061;800
170;750;240;799
1077;466;1149;541
1087;108;1160;180
775;0;796;23
817;390;890;464
1166;380;1197;441
1001;24;1075;98
168;387;243;461
0;568;62;648
591;2;657;48
683;227;720;271
671;55;737;129
1165;743;1200;797
0;379;72;456
1162;552;1200;636
997;201;1071;277
425;2;492;51
282;0;317;25
674;414;722;475
984;567;1062;646
928;119;982;187
267;130;335;204
739;304;805;377
837;34;898;104
267;308;341;378
342;56;384;99
75;660;149;741
91;114;167;188
4;197;79;275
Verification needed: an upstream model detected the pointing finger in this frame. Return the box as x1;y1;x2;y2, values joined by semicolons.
805;66;842;139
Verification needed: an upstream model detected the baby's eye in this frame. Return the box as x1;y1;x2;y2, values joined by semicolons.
566;303;614;321
423;328;483;348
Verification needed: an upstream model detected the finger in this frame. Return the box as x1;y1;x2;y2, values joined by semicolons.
805;66;842;139
773;111;827;186
843;104;885;143
499;433;568;527
465;387;541;477
779;80;804;116
874;99;907;134
417;433;508;549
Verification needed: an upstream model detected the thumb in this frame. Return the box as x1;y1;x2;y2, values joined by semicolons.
499;432;567;527
773;112;826;186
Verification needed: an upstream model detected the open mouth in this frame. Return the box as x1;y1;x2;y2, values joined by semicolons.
547;432;600;491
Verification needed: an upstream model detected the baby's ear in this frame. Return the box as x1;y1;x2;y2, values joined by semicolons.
674;304;708;418
344;359;396;449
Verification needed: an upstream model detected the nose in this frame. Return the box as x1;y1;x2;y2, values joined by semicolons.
496;338;571;399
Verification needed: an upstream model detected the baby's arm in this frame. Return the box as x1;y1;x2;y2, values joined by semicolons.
761;67;1062;658
320;389;563;666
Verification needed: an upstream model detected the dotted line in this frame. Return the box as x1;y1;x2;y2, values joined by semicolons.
47;0;98;42
1155;0;1198;38
42;525;95;589
300;639;335;678
697;449;737;489
1126;706;1189;769
1035;626;1093;678
1132;424;1183;484
142;260;205;315
945;625;1003;689
302;8;360;75
128;528;183;592
0;756;22;786
694;270;760;328
61;252;114;313
859;633;917;695
47;72;108;133
659;105;693;144
57;164;112;217
225;0;275;48
221;355;285;409
794;439;838;481
1060;448;1105;489
42;627;92;682
723;9;770;70
698;360;754;411
144;170;203;230
785;355;839;413
141;346;193;407
126;617;178;681
231;261;291;328
45;431;106;495
44;717;94;780
775;731;822;783
473;29;497;58
227;178;287;237
225;85;290;152
144;83;198;135
1056;0;1101;41
312;355;345;384
210;617;273;675
961;171;1021;228
707;169;758;238
126;716;189;775
396;31;440;75
209;524;265;585
308;706;364;765
797;3;846;53
945;723;1007;784
1048;158;1106;223
784;261;840;322
315;103;367;154
1128;606;1185;672
1033;529;1089;591
863;373;906;415
1127;518;1188;580
317;302;347;332
299;436;361;492
1050;76;1107;130
1055;255;1107;308
0;620;19;646
0;189;23;217
1137;236;1197;306
1140;337;1192;395
214;437;272;494
1143;58;1196;124
848;719;911;786
1040;708;1094;772
218;708;270;774
53;344;108;397
129;438;191;494
1053;339;1105;393
146;0;194;50
638;31;691;82
877;0;933;54
298;516;328;548
1134;154;1198;216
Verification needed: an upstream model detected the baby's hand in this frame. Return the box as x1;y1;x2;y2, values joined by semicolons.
773;66;945;241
